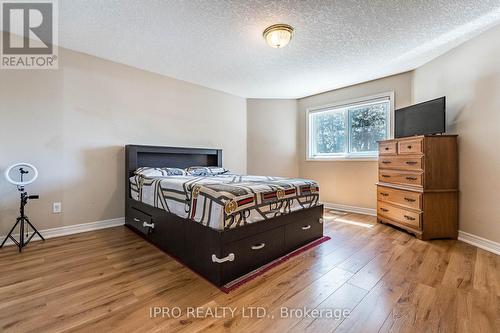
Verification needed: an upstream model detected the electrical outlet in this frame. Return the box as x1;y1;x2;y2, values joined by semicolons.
53;202;62;214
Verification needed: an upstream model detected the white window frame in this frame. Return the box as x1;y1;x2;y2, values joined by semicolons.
306;91;394;161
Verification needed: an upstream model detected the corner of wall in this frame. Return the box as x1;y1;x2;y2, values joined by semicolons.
409;70;416;104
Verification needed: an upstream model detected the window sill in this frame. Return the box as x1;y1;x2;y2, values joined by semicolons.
306;157;379;162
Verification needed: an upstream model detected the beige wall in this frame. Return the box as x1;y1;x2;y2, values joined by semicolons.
297;73;413;209
413;24;500;243
2;25;499;245
0;48;247;235
247;99;298;177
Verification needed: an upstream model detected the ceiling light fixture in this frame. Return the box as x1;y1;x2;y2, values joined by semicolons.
263;24;294;48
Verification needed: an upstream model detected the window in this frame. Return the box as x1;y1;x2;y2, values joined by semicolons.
307;93;393;160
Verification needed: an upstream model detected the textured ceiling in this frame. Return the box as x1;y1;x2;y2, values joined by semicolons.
59;0;500;98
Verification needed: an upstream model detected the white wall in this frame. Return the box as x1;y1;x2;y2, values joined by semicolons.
413;24;500;243
247;99;298;177
0;48;247;234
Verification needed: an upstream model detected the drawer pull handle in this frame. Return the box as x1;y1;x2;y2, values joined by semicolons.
404;197;416;202
381;175;391;178
404;215;416;221
319;218;324;224
251;243;266;250
302;225;311;230
143;222;155;229
405;161;418;165
211;253;235;263
407;145;412;149
380;208;389;212
384;147;389;150
381;161;391;164
380;192;389;197
406;177;418;181
133;218;140;222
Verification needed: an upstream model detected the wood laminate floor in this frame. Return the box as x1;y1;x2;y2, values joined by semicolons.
0;211;498;333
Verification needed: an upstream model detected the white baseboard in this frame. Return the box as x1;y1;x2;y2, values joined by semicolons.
3;213;498;257
322;202;377;216
458;231;500;256
1;217;125;247
322;203;500;255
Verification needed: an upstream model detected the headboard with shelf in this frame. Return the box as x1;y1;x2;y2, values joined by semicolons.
126;145;222;177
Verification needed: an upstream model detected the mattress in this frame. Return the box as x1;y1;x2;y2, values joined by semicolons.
130;174;319;231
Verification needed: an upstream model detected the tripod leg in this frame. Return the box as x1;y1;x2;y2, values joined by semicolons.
19;217;24;252
0;218;21;248
25;217;45;241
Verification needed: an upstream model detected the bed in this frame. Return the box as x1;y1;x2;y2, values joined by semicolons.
125;145;324;286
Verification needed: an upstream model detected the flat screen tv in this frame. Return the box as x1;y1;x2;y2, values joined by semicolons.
395;97;446;138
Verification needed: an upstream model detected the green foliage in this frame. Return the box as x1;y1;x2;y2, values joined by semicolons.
312;102;388;155
314;111;345;154
349;104;387;152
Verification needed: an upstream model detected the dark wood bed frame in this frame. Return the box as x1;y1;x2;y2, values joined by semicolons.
125;145;324;286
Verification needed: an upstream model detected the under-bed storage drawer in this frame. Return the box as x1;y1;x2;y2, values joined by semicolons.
126;207;153;235
220;226;285;283
285;217;323;250
149;214;185;259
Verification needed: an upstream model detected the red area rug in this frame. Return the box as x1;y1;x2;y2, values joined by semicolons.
220;236;331;293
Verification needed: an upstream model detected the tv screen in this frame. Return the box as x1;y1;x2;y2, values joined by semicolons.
395;97;446;138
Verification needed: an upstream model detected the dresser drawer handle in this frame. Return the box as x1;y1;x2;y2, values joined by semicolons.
212;253;235;263
384;147;389;151
404;215;416;221
381;175;391;178
406;177;418;181
143;222;155;229
405;161;418;165
251;243;266;250
133;218;140;222
404;197;416;202
381;161;391;164
407;145;413;149
380;208;389;212
380;192;389;197
301;225;311;230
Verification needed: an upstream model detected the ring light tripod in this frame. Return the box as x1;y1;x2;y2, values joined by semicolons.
1;163;45;252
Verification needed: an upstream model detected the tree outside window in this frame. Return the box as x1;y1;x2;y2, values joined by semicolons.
308;96;391;159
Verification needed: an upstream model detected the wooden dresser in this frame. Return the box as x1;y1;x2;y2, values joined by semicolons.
377;135;458;240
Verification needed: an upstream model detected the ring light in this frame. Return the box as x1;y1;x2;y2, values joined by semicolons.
1;162;44;252
4;163;38;186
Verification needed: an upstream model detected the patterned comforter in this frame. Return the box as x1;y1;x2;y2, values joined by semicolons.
130;174;320;231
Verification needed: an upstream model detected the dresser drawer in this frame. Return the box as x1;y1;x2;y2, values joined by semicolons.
377;186;422;211
398;138;423;154
378;155;423;171
377;201;421;229
127;207;152;235
221;227;285;283
379;169;423;187
379;141;397;155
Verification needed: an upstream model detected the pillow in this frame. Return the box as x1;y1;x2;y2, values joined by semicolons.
207;166;230;175
134;167;186;178
185;166;229;176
